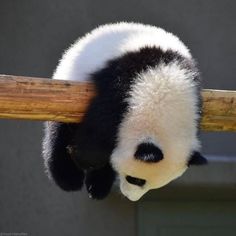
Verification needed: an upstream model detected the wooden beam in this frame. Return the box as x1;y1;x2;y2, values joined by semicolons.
0;75;95;123
0;74;235;131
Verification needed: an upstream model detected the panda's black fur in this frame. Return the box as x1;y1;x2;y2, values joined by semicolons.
43;23;207;200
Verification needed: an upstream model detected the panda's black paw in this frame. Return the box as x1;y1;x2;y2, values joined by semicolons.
45;146;85;191
85;164;116;200
52;167;85;192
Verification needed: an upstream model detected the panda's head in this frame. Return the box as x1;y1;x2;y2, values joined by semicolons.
111;139;207;201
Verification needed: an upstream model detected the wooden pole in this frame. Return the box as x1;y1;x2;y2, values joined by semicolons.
0;74;235;131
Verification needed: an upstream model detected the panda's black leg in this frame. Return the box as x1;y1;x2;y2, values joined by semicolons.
85;163;116;200
43;121;85;191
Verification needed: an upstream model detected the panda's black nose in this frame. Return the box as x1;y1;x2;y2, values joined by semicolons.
125;175;146;186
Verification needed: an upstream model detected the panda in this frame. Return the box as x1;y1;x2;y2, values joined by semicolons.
42;22;207;201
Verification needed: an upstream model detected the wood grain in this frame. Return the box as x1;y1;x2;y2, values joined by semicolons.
0;74;235;131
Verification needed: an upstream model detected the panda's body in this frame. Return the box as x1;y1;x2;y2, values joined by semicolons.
43;22;206;201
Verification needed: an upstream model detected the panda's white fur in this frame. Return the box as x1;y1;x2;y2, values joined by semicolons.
51;22;203;201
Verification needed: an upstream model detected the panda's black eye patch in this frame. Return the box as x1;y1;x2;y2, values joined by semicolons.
135;142;163;163
125;175;146;187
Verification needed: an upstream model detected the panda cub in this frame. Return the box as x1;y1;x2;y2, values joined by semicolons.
43;22;207;201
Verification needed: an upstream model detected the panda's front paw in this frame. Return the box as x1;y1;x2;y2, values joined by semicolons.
48;157;85;192
85;164;116;200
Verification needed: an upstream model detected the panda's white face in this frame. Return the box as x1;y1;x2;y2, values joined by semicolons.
118;161;188;201
111;141;189;201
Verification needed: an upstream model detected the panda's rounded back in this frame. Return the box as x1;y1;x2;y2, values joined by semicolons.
52;22;191;82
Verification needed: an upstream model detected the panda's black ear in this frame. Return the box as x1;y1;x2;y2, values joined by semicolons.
188;151;208;166
134;142;163;163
